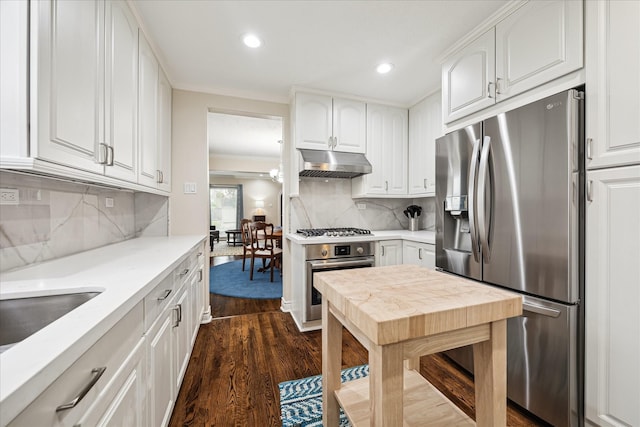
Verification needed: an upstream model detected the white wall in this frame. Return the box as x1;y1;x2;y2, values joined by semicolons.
170;89;290;304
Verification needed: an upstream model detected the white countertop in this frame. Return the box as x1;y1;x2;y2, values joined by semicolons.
0;235;205;424
286;229;435;245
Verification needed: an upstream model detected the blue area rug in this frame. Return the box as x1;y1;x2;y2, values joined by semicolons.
209;260;282;299
279;365;369;427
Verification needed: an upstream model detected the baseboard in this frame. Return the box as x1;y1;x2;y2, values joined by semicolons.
280;297;292;312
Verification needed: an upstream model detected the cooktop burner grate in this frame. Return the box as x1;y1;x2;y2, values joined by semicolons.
296;227;372;237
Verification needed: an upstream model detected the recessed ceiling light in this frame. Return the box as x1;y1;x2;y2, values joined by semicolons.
243;34;262;48
376;63;394;74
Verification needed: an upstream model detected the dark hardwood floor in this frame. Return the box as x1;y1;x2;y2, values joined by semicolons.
169;256;545;426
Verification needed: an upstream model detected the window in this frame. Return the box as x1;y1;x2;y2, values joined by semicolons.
210;185;243;235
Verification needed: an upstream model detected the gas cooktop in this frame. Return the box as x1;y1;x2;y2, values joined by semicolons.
296;227;372;238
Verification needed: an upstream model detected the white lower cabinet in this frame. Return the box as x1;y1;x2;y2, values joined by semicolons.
375;240;403;266
147;302;176;427
7;302;144;427
76;338;147;427
585;165;640;427
402;241;435;269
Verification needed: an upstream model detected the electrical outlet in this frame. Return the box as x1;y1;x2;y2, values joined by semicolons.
0;188;19;205
357;203;366;210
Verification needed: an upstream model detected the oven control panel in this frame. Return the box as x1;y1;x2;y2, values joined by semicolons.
306;242;374;260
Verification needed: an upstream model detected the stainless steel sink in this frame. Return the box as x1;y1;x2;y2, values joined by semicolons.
0;292;101;352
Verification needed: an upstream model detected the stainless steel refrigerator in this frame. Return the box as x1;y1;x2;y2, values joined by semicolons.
435;88;584;427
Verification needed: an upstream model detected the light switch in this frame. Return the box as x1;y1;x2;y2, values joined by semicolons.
183;182;197;194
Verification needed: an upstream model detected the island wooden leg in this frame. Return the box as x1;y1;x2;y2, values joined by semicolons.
369;343;403;427
322;301;342;427
472;319;507;427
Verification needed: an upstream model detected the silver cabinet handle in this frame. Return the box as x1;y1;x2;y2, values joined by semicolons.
587;179;594;202
487;81;494;98
333;136;338;148
328;136;333;149
198;268;203;283
156;170;163;183
172;305;181;327
106;146;114;166
157;289;172;301
381;246;385;257
495;77;502;95
418;248;423;260
56;367;106;412
179;268;189;278
586;138;593;161
385;181;388;191
423;178;427;189
98;143;109;165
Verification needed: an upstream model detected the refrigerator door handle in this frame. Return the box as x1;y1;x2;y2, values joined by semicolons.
523;301;562;318
477;135;492;262
468;138;482;262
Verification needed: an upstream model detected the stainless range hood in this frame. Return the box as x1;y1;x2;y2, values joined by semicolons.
298;149;372;179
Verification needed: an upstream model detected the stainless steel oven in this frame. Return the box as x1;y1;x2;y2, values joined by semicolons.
304;242;375;322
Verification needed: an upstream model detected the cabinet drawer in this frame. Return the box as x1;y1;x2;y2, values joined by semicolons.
174;250;198;283
144;273;176;330
8;302;144;427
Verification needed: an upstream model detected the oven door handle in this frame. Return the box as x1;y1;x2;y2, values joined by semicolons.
308;258;375;270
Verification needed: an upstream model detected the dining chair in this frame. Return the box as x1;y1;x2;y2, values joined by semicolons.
240;219;253;271
248;222;283;282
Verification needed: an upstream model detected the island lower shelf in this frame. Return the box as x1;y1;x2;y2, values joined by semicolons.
334;367;475;426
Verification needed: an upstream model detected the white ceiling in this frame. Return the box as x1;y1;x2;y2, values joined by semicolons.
131;0;507;168
131;0;508;106
207;113;283;158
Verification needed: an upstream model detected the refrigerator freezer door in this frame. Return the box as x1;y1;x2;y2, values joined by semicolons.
481;90;582;303
507;295;579;427
435;123;482;281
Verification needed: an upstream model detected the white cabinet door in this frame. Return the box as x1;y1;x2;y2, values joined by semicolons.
409;92;441;196
403;241;435;269
585;165;640;427
32;0;104;174
356;104;407;196
332;97;366;153
104;0;138;183
137;31;159;188
147;308;175;427
295;92;333;150
442;29;495;123
496;0;583;100
77;338;146;427
375;240;403;266
174;285;191;389
157;68;172;192
586;0;640;169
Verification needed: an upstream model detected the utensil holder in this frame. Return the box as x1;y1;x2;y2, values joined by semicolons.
409;217;418;231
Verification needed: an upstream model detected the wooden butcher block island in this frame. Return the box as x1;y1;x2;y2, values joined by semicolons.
314;264;523;427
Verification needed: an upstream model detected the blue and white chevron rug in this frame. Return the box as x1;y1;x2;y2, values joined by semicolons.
279;364;369;427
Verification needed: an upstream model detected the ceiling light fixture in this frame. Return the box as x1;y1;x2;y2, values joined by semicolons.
376;62;394;74
243;33;262;48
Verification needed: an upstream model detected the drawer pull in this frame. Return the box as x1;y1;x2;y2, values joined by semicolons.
157;289;172;301
56;367;106;412
179;268;189;277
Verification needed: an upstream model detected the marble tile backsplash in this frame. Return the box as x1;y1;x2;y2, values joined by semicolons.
0;171;168;272
290;179;435;232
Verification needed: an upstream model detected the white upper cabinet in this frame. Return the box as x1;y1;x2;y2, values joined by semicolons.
295;92;366;153
442;0;583;124
31;0;105;174
138;31;159;188
0;0;171;194
442;29;496;123
409;92;442;196
586;0;640;170
104;0;138;182
352;104;407;197
495;0;583;100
